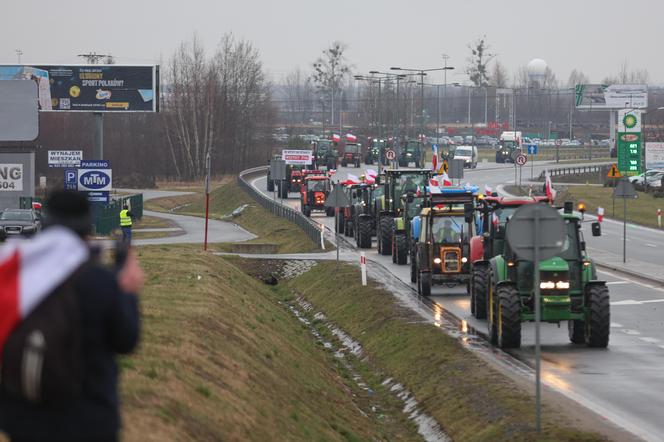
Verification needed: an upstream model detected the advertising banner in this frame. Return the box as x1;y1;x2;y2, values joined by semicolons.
646;142;664;170
617;132;642;176
0;65;159;112
575;84;648;109
282;150;313;165
48;150;83;167
0;80;39;141
77;168;112;191
0;164;23;191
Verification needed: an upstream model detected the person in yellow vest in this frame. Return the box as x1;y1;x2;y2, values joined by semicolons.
120;205;134;244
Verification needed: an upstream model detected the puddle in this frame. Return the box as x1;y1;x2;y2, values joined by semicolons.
284;297;450;442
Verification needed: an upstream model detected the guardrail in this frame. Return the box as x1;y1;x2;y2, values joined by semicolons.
238;166;323;249
537;164;611;180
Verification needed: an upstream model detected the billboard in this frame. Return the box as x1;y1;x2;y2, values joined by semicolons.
575;84;648;109
0;65;159;112
48;150;82;167
0;80;39;141
282;150;313;165
646;142;664;169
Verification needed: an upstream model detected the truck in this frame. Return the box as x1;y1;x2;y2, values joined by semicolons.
496;131;523;163
411;187;478;295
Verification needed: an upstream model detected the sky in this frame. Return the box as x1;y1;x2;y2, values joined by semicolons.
2;0;662;85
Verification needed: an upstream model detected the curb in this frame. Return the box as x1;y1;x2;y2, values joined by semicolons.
595;260;664;287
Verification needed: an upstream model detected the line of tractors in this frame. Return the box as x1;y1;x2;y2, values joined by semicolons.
266;166;610;350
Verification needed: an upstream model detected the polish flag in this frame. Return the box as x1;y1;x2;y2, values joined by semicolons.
597;207;604;223
440;173;452;186
346;133;357;142
492;213;500;226
347;173;360;183
432;144;438;171
416;185;422;197
484;184;493;196
366;168;377;178
545;170;557;202
429;177;439;187
365;175;375;184
0;227;89;351
332;134;341;142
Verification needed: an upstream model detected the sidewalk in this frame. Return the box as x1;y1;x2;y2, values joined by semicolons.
589;246;664;286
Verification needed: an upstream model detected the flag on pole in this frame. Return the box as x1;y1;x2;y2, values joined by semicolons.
432;144;438;172
544;170;557;201
440;172;452;186
346;133;357;142
597;207;604;223
484;184;493;196
332;134;341;142
347;173;360;183
0;227;89;351
365;168;377;178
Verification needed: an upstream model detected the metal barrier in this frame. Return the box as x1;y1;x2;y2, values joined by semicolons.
238;166;323;248
92;193;143;236
538;164;611;180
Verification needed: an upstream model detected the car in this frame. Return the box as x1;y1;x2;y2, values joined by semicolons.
629;169;664;185
452;145;478;168
0;209;41;237
644;172;664;190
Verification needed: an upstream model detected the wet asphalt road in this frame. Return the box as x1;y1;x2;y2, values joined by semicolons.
251;162;664;441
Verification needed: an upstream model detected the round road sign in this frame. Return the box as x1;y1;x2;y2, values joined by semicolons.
555;139;562;146
515;153;527;166
505;204;566;261
385;149;396;160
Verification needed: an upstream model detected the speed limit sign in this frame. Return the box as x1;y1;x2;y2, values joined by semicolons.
515;153;527;166
385;149;396;160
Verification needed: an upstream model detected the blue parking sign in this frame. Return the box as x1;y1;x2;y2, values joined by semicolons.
527;144;538;155
64;168;78;190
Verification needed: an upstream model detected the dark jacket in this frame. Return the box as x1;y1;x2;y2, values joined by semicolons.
0;264;140;441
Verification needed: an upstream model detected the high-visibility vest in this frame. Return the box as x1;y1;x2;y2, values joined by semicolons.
120;209;132;227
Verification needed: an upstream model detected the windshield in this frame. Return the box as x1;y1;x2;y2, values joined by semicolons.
306;180;328;191
394;173;428;197
405;142;420;152
432;216;467;243
345;144;359;153
1;211;32;221
558;220;580;260
455;147;472;156
501;141;516;149
317;141;332;153
406;197;424;218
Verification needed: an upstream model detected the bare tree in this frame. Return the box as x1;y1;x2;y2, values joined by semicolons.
284;68;314;125
490;60;509;88
567;69;589;88
311;41;351;127
466;37;495;87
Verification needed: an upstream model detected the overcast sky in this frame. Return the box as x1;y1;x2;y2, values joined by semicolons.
2;0;662;85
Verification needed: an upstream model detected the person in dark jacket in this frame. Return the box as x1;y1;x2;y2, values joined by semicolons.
0;191;144;442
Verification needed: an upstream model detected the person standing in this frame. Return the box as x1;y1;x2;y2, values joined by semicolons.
0;190;144;442
119;204;134;244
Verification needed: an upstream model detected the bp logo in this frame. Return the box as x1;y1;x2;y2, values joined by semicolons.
623;113;638;129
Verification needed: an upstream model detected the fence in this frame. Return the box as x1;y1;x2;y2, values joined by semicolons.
91;193;143;236
537;164;611;181
238;166;323;248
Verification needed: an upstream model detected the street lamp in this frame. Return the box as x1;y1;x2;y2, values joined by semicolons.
391;65;454;140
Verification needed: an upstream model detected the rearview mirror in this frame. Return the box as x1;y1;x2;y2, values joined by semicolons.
591;222;601;237
580;241;586;251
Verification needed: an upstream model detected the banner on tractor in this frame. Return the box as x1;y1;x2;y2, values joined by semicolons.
282;150;313;165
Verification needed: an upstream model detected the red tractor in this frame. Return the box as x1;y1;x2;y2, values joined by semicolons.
300;175;334;217
469;195;550;318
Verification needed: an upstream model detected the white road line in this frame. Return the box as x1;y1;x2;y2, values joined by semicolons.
612;299;664;306
598;269;664;293
622;329;641;335
606;281;629;285
644;243;658;248
610;322;623;328
639;337;661;344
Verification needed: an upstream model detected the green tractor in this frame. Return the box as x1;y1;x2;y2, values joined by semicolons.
391;190;426;265
314;139;339;170
410;187;478;295
399;139;424;168
349;183;378;249
482;202;609;349
375;169;431;257
365;139;386;165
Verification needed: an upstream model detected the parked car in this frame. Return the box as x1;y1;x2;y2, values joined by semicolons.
0;209;41;237
629;169;664;185
644;172;664;190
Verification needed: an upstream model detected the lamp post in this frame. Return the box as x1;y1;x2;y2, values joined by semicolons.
391;66;454;140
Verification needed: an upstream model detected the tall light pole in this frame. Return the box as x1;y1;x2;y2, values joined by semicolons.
442;54;451;123
391;65;454;139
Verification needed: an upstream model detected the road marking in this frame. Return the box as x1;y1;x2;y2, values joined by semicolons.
622;329;641;335
610;322;623;328
598;269;664;293
658;345;664;350
606;281;629;285
644;243;658;248
639;337;661;344
612;299;664;306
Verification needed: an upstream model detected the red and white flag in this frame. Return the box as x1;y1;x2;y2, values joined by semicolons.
365;168;377;178
429;177;439;187
0;227;89;351
346;173;360;183
484;184;493;196
597;207;604;223
346;133;357;142
440;172;452;186
432;144;438;172
492;212;500;226
545;170;557;202
331;134;341;142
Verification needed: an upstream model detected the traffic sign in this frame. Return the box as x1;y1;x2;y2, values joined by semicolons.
81;160;111;168
448;159;464;179
613;178;637;199
385;149;396;161
78;169;112;191
515;153;527;166
607;164;622;178
555;139;562;146
324;185;350;208
64;168;78;190
527;144;538;155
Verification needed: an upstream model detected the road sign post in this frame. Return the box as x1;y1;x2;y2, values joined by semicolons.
613;178;638;263
506;204;566;434
204;152;211;251
325;184;350;265
385;149;396;169
527;144;538;179
515;153;527;186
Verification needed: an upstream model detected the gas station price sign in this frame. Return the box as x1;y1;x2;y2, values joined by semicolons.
617;132;642;176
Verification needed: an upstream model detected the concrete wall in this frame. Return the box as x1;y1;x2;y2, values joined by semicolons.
0;151;35;210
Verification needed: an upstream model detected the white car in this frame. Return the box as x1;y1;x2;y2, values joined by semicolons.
644;172;664;189
629;169;664;185
452;145;478;168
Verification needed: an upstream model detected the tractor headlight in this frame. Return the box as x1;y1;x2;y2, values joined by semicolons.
540;281;556;289
407;153;412;156
434;257;442;264
461;257;468;263
555;281;570;289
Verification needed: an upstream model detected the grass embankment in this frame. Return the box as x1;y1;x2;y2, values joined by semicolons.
288;262;605;442
146;178;324;253
131;215;182;240
120;246;417;441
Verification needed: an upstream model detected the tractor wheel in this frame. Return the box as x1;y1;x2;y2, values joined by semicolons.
486;279;498;345
410;255;417;283
585;284;610;348
568;320;585;344
358;218;372;249
391;234;397;263
267;178;274;191
341;160;347;167
302;205;311;217
345;218;354;237
419;271;431;297
471;265;489;319
395;233;408;265
355;160;360;168
365;157;372;165
379;217;392;256
326;207;335;217
497;285;521;349
337;212;345;234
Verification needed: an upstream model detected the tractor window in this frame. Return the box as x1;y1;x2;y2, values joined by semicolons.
395;174;427;196
345;144;360;153
406;197;424;218
432;216;466;243
494;206;518;223
558;220;580;260
308;180;327;192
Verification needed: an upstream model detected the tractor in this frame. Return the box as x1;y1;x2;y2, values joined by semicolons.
300;175;334;217
375;169;431;256
469;196;551;320
478;200;609;349
411;187;478;296
337;183;363;236
341;143;362;167
391;190;426;265
365;139;386;165
350;183;379;249
313;139;339;170
399;139;423;168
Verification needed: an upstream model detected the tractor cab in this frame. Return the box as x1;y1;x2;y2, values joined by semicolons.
300;176;333;217
399;139;423;168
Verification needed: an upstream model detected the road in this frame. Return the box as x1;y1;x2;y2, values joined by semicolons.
250;161;664;441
